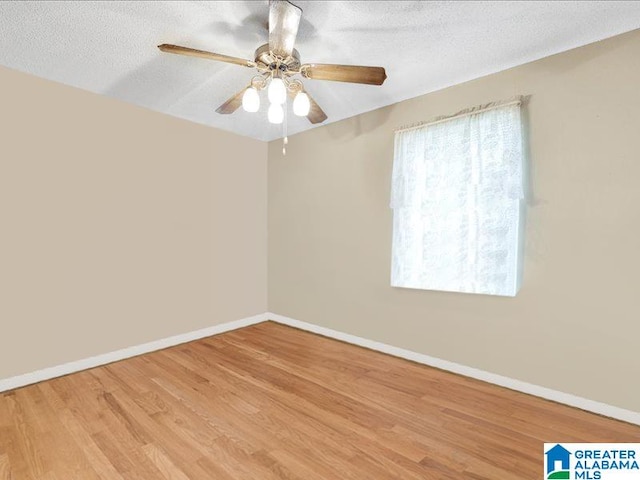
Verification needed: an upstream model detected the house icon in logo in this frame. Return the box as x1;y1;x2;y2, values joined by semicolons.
545;444;572;475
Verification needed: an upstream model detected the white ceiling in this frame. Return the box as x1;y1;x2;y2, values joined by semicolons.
1;1;639;141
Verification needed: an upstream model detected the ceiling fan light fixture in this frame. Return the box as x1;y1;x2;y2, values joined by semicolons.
242;87;260;112
293;91;311;116
157;0;385;129
268;77;287;105
268;103;284;124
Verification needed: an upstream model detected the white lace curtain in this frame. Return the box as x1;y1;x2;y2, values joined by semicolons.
390;101;525;296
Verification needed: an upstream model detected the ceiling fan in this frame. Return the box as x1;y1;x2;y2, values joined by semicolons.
157;0;387;126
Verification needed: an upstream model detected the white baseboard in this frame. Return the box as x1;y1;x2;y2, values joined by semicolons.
0;313;269;393
3;310;638;426
267;312;640;426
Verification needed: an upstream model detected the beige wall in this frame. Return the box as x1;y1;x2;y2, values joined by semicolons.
0;66;267;379
268;30;640;412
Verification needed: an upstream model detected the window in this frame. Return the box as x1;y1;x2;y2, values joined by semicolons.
390;100;525;296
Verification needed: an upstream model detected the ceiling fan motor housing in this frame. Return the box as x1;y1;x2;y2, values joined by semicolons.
255;43;301;72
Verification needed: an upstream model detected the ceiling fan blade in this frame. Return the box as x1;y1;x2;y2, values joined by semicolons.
305;91;328;124
301;64;387;85
215;86;249;115
288;89;327;124
269;0;302;58
158;44;255;68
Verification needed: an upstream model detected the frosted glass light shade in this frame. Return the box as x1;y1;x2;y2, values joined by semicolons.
242;87;260;112
268;103;284;124
293;92;310;116
268;78;286;105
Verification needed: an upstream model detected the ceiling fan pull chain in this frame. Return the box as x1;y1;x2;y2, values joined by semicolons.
283;96;288;156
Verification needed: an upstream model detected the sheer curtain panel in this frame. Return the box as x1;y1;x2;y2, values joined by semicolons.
390;101;525;296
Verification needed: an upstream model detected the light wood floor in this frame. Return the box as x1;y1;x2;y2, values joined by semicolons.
1;322;638;479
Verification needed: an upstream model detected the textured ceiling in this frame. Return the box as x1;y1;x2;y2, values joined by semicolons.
1;1;639;141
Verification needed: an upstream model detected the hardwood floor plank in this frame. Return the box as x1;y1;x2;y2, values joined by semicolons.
0;453;12;480
16;386;101;480
48;407;124;480
141;444;190;480
6;392;45;479
0;321;638;480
